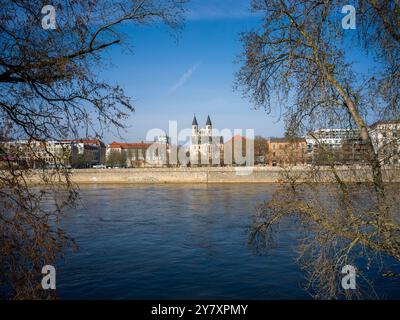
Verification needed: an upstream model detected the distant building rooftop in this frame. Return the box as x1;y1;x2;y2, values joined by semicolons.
370;119;400;129
108;141;152;149
269;137;306;143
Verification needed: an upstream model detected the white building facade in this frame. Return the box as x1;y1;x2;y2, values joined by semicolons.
305;128;362;164
305;128;360;150
190;115;223;166
370;120;400;165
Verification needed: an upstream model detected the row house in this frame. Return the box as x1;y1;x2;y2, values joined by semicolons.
0;138;106;168
266;137;307;166
62;139;106;167
223;136;306;167
106;141;168;167
306;121;400;165
0;139;73;168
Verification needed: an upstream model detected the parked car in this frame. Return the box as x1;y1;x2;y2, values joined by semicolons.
93;164;106;169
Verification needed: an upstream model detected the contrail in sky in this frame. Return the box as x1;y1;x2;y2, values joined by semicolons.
167;62;201;95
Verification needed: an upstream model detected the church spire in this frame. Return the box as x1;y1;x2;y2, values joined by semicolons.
206;115;212;126
192;114;198;126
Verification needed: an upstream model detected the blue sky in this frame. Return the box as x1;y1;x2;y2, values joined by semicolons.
99;0;285;143
98;0;374;143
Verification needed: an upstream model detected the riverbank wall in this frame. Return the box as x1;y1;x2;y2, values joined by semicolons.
24;166;400;184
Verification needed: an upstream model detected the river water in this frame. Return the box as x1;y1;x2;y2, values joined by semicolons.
56;184;400;299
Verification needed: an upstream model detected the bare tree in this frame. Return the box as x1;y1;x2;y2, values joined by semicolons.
0;0;185;299
106;149;128;167
254;135;268;164
237;0;400;298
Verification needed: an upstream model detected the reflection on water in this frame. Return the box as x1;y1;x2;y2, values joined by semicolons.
57;184;400;299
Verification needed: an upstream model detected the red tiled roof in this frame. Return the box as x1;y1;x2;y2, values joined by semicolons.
107;141;152;149
269;137;306;143
224;135;248;145
81;139;103;146
61;138;105;147
232;135;246;140
84;144;98;150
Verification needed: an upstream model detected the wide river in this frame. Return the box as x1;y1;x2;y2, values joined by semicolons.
57;184;400;299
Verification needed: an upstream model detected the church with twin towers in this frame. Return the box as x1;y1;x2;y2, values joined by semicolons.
190;115;223;165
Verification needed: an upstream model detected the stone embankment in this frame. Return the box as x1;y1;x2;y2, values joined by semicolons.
24;166;400;184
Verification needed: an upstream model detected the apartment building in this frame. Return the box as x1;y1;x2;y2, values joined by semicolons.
370;120;400;165
266;137;307;166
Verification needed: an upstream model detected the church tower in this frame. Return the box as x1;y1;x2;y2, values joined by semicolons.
192;114;199;147
189;114;221;166
205;115;212;135
192;115;198;135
